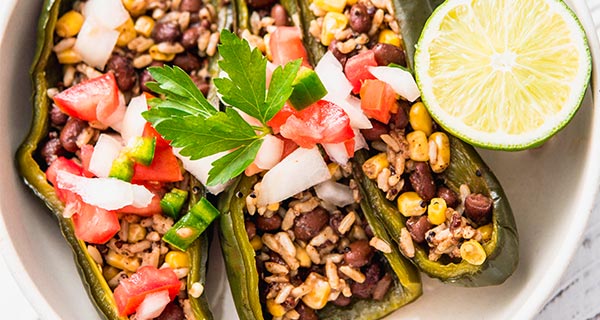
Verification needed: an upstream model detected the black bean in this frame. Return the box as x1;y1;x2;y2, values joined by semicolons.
255;214;282;232
332;294;352;306
328;40;347;67
59;117;87;153
140;69;154;92
464;193;493;225
391;100;409;129
350;263;380;299
50;105;68;127
106;54;136;92
293;207;329;242
181;25;201;49
437;186;459;208
373;43;406;67
406;215;432;243
296;302;319;320
271;4;288;26
328;211;344;235
409;162;436;201
344;239;374;268
190;74;210;96
173;52;201;72
246;0;276;8
156;302;185;320
349;4;371;34
180;0;202;12
360;120;389;141
40;137;65;165
371;273;393;300
151;22;181;43
245;220;256;239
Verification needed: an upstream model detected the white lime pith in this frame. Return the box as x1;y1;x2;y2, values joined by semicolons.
414;0;592;150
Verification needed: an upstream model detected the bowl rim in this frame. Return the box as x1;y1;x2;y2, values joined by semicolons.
0;0;599;319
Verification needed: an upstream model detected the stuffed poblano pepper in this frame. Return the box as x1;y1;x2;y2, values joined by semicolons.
209;1;422;319
290;0;518;286
16;0;229;318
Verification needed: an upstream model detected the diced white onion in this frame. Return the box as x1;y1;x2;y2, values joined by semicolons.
255;135;284;170
315;180;355;208
174;149;230;195
88;134;123;178
120;94;148;142
322;142;350;166
353;129;368;151
56;171;153;210
258;147;330;206
74;19;119;69
83;0;129;29
368;66;420;102
134;290;171;320
315;51;353;98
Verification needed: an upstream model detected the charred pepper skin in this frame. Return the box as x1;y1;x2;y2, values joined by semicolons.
15;0;222;318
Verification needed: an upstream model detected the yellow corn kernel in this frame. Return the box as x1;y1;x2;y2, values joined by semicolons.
428;132;450;173
477;224;494;241
409;102;433;136
149;45;175;61
320;12;348;46
397;192;427;217
128;223;147;243
427;198;447;225
56;48;82;64
302;272;331;310
378;29;401;47
406;131;429;162
250;236;263;251
134;16;155;38
55;11;84;38
313;0;347;13
116;18;137;47
362;153;389;180
266;299;287;317
327;163;342;180
123;0;147;17
102;265;121;281
165;251;190;269
346;0;358;5
295;245;312;268
105;250;140;272
460;239;487;265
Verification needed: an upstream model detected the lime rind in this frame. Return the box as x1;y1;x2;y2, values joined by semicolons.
414;0;592;151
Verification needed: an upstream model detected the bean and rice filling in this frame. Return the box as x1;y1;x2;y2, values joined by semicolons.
245;166;396;320
40;0;224;318
304;0;495;265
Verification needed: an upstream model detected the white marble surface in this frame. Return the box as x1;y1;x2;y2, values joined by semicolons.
1;1;600;320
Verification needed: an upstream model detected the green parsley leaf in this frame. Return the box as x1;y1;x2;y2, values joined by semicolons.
207;138;263;186
147;65;217;118
214;29;301;124
151;108;261;160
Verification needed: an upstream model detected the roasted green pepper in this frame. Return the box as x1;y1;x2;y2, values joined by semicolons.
15;0;224;318
291;0;518;286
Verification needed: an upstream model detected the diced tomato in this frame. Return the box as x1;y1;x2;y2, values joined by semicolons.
344;50;378;94
53;72;120;124
131;124;183;183
46;157;83;202
71;199;120;244
114;266;180;316
279;100;354;148
280;136;299;159
117;192;162;216
267;103;297;134
344;138;355;158
359;79;397;124
244;162;263;177
79;144;96;178
270;26;311;68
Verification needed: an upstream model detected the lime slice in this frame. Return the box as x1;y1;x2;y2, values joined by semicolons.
414;0;591;150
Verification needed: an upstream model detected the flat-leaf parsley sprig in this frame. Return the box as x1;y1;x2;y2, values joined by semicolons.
142;29;302;186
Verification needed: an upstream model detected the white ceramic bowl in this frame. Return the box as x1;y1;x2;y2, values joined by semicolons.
1;0;599;319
